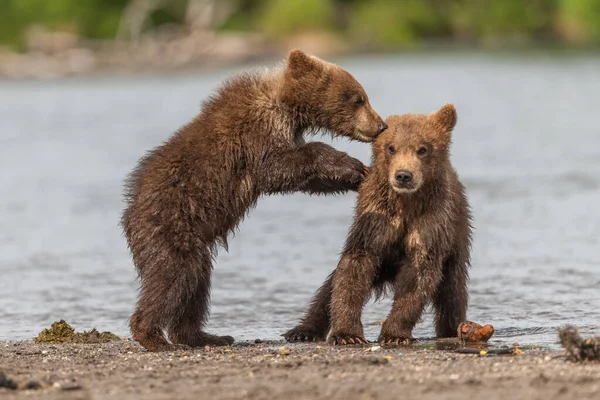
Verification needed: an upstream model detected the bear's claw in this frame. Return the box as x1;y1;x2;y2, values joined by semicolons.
328;334;369;346
378;335;415;346
282;328;325;343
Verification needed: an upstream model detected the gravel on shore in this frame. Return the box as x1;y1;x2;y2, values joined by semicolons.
1;339;599;400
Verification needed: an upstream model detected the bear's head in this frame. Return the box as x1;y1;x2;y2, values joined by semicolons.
281;49;387;142
373;104;457;194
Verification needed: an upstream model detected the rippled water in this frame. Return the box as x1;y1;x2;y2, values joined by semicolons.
1;52;599;349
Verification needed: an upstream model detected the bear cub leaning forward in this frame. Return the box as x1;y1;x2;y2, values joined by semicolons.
122;50;387;352
284;104;473;344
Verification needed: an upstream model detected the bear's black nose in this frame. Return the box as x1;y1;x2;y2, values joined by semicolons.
395;170;413;184
378;122;388;134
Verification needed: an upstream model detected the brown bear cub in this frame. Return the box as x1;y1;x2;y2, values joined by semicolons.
121;49;387;352
283;104;472;345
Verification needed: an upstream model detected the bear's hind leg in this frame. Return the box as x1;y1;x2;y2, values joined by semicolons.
130;258;197;352
434;254;469;338
283;271;334;342
167;247;234;347
130;307;182;352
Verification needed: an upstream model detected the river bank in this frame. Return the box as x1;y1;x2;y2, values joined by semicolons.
1;339;599;400
0;27;352;80
3;24;599;81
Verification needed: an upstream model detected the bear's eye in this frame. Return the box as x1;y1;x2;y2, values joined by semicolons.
387;145;396;155
354;96;365;106
417;146;428;156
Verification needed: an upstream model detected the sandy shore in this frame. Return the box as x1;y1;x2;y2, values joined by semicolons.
1;339;599;400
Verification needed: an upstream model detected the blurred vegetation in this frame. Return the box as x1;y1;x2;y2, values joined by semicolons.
3;0;600;52
257;0;335;38
1;0;126;50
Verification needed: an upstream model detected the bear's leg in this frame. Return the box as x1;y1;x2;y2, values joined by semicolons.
130;307;180;352
328;253;378;345
260;142;367;195
167;247;234;347
378;261;443;344
297;175;364;194
434;254;469;338
130;254;201;352
282;271;334;342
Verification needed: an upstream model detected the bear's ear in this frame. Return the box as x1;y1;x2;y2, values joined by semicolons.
429;103;457;133
286;49;324;79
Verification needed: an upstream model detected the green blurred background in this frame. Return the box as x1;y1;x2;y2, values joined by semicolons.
3;0;600;52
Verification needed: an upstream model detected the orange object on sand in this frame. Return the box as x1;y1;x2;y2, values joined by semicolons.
457;321;495;342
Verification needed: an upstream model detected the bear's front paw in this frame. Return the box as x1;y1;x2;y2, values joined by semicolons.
282;327;326;343
319;152;367;187
377;331;415;345
328;332;369;345
339;156;369;183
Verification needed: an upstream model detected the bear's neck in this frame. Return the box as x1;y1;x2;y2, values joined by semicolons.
252;70;308;138
197;69;302;141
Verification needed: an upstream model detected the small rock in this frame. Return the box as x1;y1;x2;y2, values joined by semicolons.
365;345;381;352
279;346;291;356
558;386;568;394
62;383;83;391
53;381;82;391
22;380;43;390
531;373;550;387
367;357;388;365
0;372;17;390
254;339;263;344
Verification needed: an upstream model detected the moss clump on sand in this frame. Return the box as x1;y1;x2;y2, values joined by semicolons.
35;320;120;344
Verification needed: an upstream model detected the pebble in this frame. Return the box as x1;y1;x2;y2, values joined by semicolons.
52;381;83;391
22;380;42;390
279;346;291;356
367;357;388;365
0;371;17;390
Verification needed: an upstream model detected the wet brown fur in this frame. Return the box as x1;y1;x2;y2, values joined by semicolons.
283;104;472;344
121;50;386;352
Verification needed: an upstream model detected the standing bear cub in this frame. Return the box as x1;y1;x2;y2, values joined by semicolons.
284;104;472;344
121;50;387;352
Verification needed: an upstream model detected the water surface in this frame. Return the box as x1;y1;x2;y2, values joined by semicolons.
1;52;599;349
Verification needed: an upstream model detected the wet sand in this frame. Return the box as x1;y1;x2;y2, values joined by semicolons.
1;340;599;400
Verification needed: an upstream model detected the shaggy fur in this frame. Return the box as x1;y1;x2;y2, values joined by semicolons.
121;50;387;352
283;104;472;345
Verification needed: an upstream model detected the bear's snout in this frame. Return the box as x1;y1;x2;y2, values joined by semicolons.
378;122;388;134
395;170;413;186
